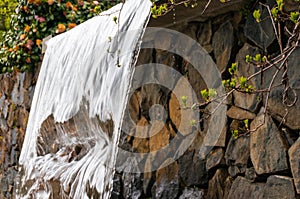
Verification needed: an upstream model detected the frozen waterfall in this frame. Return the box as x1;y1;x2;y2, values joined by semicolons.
16;0;152;198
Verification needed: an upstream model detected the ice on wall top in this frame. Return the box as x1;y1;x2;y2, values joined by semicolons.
17;0;152;198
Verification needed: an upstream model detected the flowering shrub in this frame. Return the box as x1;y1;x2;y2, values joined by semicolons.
0;0;120;73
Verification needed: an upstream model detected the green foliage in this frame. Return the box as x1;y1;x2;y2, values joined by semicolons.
243;119;249;129
200;88;217;102
151;3;168;18
276;0;284;11
290;11;299;24
181;95;188;107
231;130;239;139
0;0;18;31
253;9;261;22
271;7;278;20
0;0;120;73
228;62;237;75
151;0;198;18
190;119;197;126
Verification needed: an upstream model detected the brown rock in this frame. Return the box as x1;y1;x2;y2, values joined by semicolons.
128;91;141;124
183;61;207;103
212;21;234;73
289;137;300;194
16;108;29;129
153;160;179;199
250;114;289;175
169;77;198;136
149;123;170;151
245;167;257;182
7;104;16;128
233;43;261;112
23;72;33;90
206;148;225;171
225;136;250;177
262;175;295;199
244;4;275;50
11;72;26;106
178;149;208;186
169;92;181;130
207;168;230;199
134;116;149;138
3;74;14;97
228;176;264;199
202;103;227;147
197;21;212;50
132;137;149;153
263;48;300;130
226;106;256;120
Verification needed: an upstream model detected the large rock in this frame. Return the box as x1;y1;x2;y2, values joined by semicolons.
263;48;300;130
225;136;250;177
250;114;289;175
244;4;275;50
207;169;231;199
152;160;179;199
228;176;265;199
262;175;295;199
212;21;234;73
226;106;256;120
233;43;261;112
178;149;208;186
289;137;300;194
169;77;198;136
206;148;225;171
149;122;171;151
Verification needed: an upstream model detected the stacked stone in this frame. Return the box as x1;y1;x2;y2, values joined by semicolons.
112;5;300;199
0;70;37;198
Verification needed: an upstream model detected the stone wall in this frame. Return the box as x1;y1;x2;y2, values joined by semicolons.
0;3;300;199
0;68;39;198
111;7;300;199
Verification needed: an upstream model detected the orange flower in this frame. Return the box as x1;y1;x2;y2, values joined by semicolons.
56;24;66;33
22;6;28;11
28;0;34;3
68;23;77;29
9;48;13;52
24;25;30;33
72;6;78;11
48;0;54;5
20;34;26;40
14;45;19;51
36;39;42;47
26;57;31;63
66;2;73;8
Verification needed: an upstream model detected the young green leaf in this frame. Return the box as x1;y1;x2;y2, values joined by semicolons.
253;10;261;22
181;95;188;107
290;11;299;24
